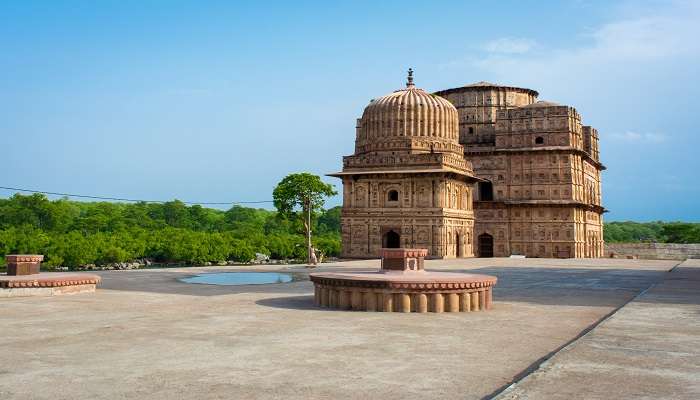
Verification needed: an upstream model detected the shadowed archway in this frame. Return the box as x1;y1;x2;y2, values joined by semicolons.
382;230;401;248
478;233;494;258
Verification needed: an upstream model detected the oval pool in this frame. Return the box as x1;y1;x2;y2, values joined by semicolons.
179;272;294;286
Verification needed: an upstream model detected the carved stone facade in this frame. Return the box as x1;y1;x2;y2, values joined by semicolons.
435;82;605;258
330;71;480;258
333;77;605;259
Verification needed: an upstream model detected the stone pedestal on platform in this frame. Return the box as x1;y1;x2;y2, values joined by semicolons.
6;255;43;276
310;248;497;313
1;254;101;298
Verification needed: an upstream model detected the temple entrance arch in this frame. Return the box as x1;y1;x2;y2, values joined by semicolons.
382;230;401;248
478;233;494;258
456;233;462;257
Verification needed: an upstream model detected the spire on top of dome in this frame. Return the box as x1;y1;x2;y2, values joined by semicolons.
406;68;414;88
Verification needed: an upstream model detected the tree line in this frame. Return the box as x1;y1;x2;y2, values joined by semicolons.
604;221;700;244
0;193;341;268
1;192;698;269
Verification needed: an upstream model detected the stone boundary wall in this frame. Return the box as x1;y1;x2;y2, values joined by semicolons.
605;243;700;260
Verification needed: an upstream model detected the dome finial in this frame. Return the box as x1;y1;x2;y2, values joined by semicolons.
406;68;414;88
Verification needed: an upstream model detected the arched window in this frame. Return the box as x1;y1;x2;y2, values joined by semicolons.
387;190;399;202
468;127;474;134
535;136;544;144
478;181;493;201
383;230;401;248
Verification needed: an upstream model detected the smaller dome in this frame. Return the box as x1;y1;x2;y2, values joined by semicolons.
354;69;462;156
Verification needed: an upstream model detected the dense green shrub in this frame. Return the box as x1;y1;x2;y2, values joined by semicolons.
604;221;700;243
6;193;694;269
0;194;341;268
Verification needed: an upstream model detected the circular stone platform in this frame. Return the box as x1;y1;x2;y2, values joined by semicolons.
309;249;497;313
310;271;496;313
0;273;102;298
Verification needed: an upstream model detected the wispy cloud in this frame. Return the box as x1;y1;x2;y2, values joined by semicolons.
443;1;700;88
611;131;666;143
482;37;536;54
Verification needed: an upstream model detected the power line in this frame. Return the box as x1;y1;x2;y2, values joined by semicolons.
0;186;274;206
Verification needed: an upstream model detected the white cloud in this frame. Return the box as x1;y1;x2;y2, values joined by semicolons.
482;37;536;54
612;131;666;143
446;1;700;92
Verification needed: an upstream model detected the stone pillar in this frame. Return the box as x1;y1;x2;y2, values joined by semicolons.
486;288;493;310
471;291;479;311
382;293;394;312
5;255;43;276
329;289;338;308
460;292;471;311
351;290;363;310
400;293;411;313
321;288;330;307
479;290;486;311
365;292;377;312
339;291;350;310
417;293;428;313
432;293;444;313
448;293;460;312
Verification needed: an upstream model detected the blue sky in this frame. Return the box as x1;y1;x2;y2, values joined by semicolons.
1;0;698;221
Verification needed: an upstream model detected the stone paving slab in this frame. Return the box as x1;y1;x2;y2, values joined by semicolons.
0;258;678;399
496;259;700;400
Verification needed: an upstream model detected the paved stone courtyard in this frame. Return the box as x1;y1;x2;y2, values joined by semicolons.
1;258;698;399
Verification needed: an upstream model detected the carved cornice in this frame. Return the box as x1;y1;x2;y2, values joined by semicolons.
465;147;606;170
380;248;428;259
4;255;44;263
341;152;475;175
475;200;606;213
310;276;496;291
0;274;101;288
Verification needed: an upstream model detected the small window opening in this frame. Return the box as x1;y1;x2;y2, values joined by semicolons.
478;182;493;201
388;190;399;202
535;136;544;144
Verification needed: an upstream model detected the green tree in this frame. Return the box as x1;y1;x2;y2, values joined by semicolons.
317;206;341;234
272;173;337;265
661;223;700;244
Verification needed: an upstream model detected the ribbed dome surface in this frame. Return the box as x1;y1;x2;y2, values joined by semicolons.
354;75;461;155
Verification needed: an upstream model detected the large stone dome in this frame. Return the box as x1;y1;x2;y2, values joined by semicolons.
354;69;463;155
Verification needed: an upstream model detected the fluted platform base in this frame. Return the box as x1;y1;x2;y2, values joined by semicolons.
310;271;496;313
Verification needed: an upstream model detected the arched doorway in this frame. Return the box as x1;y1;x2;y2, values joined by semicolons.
478;181;493;201
478;233;494;258
455;233;462;257
382;230;401;248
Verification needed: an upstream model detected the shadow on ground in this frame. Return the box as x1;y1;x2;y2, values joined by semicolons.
256;294;320;310
255;266;670;310
93;262;685;309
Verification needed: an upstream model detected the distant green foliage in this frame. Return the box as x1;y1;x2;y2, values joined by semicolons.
6;192;695;269
604;221;700;244
0;193;341;268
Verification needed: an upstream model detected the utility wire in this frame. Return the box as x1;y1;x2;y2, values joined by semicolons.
0;186;273;205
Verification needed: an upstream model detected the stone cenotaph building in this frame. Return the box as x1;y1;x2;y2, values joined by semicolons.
435;82;605;258
329;70;480;258
332;73;605;259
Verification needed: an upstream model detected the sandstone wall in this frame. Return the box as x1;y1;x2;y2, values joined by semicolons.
605;243;700;260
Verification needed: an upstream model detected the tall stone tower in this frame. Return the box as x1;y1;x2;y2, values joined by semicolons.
435;83;605;258
330;70;480;258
